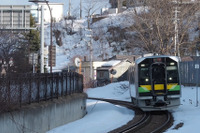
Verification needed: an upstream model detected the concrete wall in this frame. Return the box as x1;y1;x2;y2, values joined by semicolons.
0;93;87;133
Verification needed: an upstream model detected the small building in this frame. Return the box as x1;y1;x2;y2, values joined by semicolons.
81;61;107;80
108;55;139;62
96;59;132;85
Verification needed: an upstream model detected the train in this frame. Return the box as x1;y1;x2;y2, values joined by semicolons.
128;55;181;111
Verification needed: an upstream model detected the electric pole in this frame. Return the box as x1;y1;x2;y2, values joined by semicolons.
68;0;71;17
80;0;82;19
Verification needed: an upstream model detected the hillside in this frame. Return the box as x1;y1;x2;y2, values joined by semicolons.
44;8;139;72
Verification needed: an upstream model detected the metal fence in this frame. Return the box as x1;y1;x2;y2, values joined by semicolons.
0;72;83;113
180;60;200;86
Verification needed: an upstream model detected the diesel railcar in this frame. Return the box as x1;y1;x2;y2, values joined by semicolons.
128;55;181;111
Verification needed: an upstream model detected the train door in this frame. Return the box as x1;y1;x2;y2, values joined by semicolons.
150;63;167;96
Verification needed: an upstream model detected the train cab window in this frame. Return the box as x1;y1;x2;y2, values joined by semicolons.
152;65;165;84
139;67;150;85
167;65;178;83
165;58;179;83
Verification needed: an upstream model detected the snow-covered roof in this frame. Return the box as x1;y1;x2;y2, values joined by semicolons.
101;60;121;67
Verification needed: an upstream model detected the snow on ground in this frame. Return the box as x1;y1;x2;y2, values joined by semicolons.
47;81;134;133
47;81;200;133
165;86;200;133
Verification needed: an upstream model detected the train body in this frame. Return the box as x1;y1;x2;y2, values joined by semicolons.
128;55;181;111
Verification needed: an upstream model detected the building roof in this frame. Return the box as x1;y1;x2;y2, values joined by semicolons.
181;56;193;62
101;60;121;67
107;55;140;62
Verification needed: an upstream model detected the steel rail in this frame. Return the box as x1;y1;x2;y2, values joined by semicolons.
120;112;151;133
150;111;171;133
88;97;173;133
88;97;151;133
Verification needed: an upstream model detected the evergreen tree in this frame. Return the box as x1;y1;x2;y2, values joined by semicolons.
26;14;40;52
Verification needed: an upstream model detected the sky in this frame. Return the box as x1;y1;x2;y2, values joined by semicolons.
47;81;200;133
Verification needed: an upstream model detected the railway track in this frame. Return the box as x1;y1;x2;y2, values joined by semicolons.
88;97;173;133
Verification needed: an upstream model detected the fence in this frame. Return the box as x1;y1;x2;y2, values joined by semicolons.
0;72;83;113
180;60;200;86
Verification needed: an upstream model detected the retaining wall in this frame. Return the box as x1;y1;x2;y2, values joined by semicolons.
0;93;87;133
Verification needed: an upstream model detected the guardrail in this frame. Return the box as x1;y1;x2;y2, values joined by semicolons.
0;72;83;113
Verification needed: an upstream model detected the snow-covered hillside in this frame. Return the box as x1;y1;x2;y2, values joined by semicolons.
44;8;141;72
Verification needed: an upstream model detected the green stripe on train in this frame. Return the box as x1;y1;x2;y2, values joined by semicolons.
138;87;150;93
138;85;180;93
168;85;181;91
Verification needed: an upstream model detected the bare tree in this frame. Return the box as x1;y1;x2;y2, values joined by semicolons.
92;27;108;60
0;33;31;73
127;0;200;56
0;33;25;64
83;0;108;29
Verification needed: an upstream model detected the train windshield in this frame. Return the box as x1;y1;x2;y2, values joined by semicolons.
138;57;179;85
166;64;179;83
152;64;166;84
139;60;150;85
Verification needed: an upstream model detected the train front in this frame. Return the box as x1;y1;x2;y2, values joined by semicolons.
136;56;181;111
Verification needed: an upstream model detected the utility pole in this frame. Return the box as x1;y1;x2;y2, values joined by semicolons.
40;5;44;73
117;0;122;13
68;0;71;17
29;0;53;73
80;0;82;19
86;29;93;79
45;0;53;73
89;38;93;79
29;0;45;73
174;0;180;56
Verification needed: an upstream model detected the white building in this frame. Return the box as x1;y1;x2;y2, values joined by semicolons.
0;5;32;31
31;3;64;24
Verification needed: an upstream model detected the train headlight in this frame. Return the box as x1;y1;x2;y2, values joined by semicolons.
141;64;145;67
169;77;172;80
145;78;149;82
170;62;175;65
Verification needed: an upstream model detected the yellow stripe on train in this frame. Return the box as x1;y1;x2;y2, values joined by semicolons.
140;83;178;91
